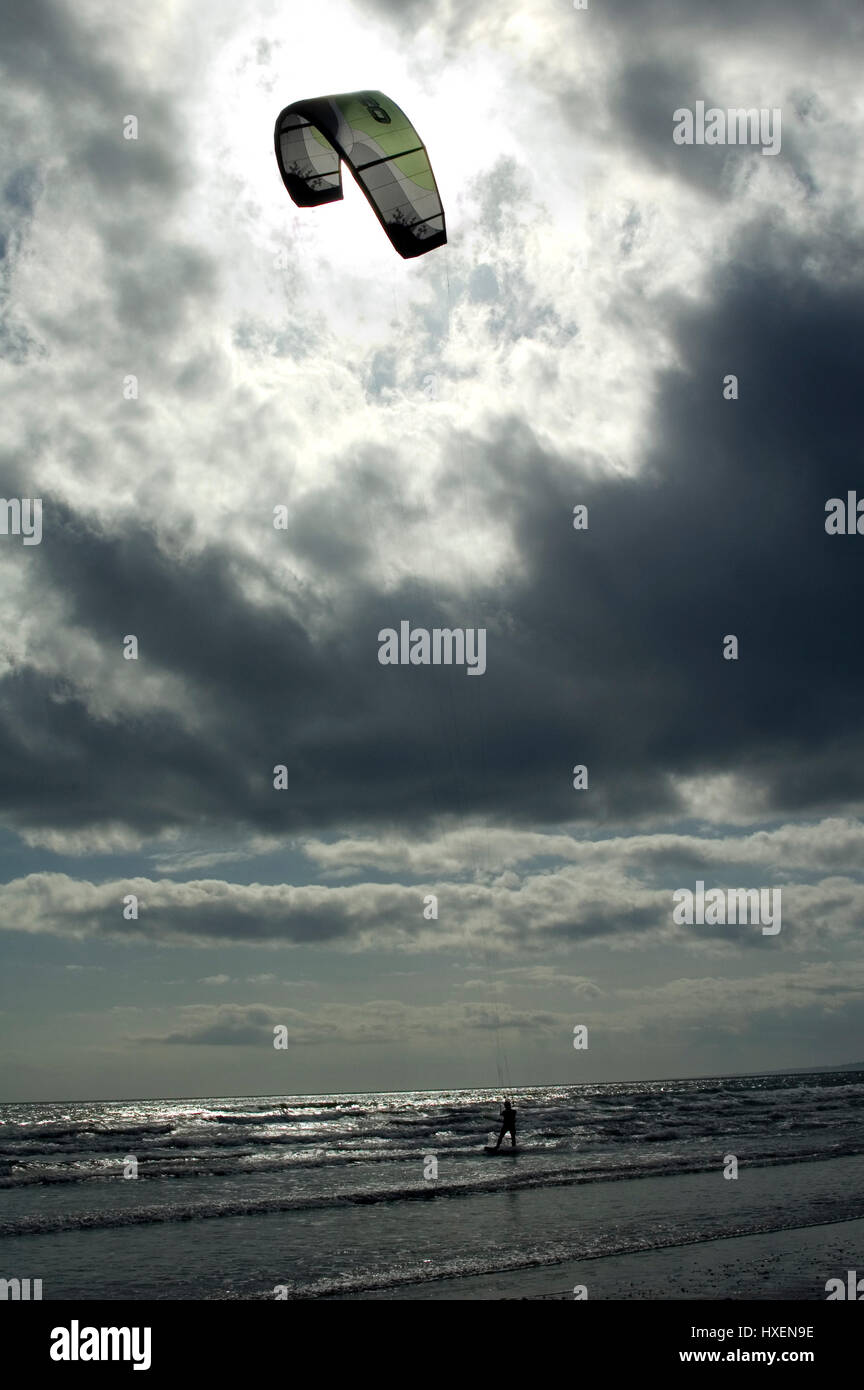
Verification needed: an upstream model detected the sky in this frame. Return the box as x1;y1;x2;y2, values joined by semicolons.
1;0;863;1101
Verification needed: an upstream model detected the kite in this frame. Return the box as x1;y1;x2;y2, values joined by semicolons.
274;91;446;259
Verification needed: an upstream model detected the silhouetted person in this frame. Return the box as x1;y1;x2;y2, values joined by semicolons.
494;1097;517;1149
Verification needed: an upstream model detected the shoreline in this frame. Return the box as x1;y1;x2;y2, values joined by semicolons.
335;1217;864;1300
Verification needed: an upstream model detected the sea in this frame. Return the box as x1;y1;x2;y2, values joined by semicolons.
2;1070;863;1300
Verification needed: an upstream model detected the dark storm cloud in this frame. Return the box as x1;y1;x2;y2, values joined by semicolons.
481;228;864;825
0;0;191;151
4;166;43;217
597;0;862;42
2;202;864;846
0;0;204;364
603;57;813;199
363;0;863;50
0;0;118;102
0;0;185;176
0;167;43;363
1;0;862;857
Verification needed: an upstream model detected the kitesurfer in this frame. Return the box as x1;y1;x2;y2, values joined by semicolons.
493;1097;517;1150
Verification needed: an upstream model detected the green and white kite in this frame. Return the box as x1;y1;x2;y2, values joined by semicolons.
274;91;447;259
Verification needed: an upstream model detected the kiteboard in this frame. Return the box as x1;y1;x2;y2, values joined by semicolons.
483;1146;519;1155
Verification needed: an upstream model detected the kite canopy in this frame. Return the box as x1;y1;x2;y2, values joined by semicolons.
274;91;447;259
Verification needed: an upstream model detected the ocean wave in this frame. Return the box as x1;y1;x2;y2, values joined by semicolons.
0;1121;174;1150
214;1208;864;1301
4;1144;863;1237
